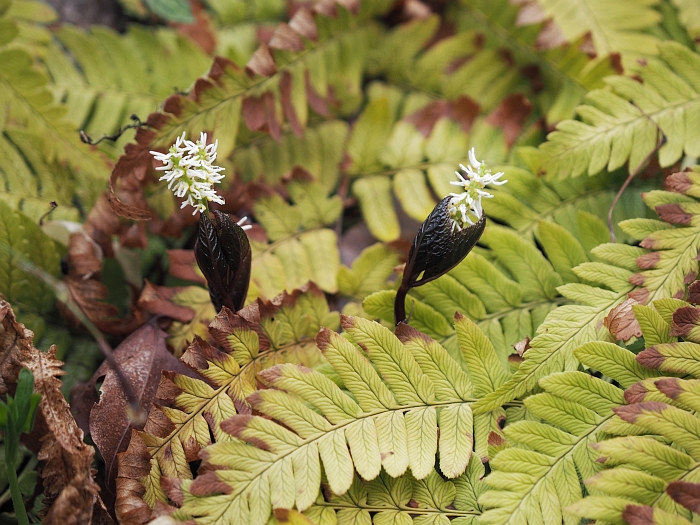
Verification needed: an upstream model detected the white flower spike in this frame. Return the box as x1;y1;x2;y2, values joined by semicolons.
447;147;507;232
150;132;226;215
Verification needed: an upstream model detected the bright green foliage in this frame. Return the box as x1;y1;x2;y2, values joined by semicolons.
171;315;515;524
232;120;348;191
249;182;342;300
363;228;568;367
2;0;57;56
130;286;339;508
148;4;391;161
671;0;700;38
536;0;661;67
44;25;209;159
567;355;700;521
0;9;109;211
0;200;63;314
303;461;486;525
366;14;521;113
337;243;400;301
454;0;621;123
472;169;700;414
486;166;651;242
533;42;700;179
478;341;655;525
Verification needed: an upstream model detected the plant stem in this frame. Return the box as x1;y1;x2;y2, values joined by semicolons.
6;447;30;525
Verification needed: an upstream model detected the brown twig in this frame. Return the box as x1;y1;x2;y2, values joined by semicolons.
607;105;666;242
38;201;58;226
79;114;144;146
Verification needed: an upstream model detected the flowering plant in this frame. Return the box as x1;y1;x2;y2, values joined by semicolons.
394;148;506;324
152;133;252;312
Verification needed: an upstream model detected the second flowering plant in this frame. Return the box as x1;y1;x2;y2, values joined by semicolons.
151;133;252;313
394;148;507;324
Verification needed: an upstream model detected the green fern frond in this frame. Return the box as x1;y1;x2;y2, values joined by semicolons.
141;3;388;160
164;315;512;524
249;182;342;300
535;0;661;66
2;0;57;56
0;199;64;314
346;83;513;241
533;42;700;179
118;285;339;513
44;25;209;159
231;120;348;191
456;0;622;123
477;324;663;525
368;13;524;113
569;392;700;521
671;0;700;39
0;129;81;222
472;168;700;414
304;462;486;525
363;227;568;368
0;21;110;210
487;165;652;242
337;243;401;302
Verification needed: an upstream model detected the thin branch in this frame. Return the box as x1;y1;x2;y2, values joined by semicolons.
79;114;145;146
38;201;57;226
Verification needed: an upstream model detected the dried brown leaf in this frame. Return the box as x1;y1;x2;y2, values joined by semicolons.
0;301;33;395
604;297;643;341
77;323;193;495
167;250;206;284
246;43;277;77
485;93;533;148
137;281;196;323
289;7;318;41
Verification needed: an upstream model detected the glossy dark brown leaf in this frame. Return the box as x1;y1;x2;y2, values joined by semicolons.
194;211;252;314
395;196;485;324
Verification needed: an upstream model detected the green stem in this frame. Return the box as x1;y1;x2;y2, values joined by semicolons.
5;446;30;525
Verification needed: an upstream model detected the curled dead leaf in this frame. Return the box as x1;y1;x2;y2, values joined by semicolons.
1;300;111;523
604;297;643;342
514;336;531;357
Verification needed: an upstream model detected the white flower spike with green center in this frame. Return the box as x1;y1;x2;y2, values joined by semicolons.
447;147;507;232
150;132;226;215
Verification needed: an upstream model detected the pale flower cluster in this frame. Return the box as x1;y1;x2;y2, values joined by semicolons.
447;148;507;232
151;132;226;215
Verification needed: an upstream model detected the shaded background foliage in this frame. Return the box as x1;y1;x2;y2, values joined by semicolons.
1;0;700;524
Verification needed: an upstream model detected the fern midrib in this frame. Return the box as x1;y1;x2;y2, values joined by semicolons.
472;289;627;414
204;398;483;523
488;412;610;521
145;336;319;465
517;188;609;236
437;297;570;349
549;96;700;165
313;500;481;517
